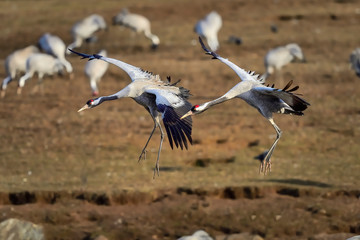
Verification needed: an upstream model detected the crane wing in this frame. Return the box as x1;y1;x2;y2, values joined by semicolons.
146;88;193;150
69;49;153;81
253;83;310;112
199;37;264;83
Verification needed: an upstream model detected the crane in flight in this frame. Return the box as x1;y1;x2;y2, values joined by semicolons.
181;37;310;173
69;49;193;177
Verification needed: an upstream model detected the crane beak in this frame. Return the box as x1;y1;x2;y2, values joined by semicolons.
78;104;90;112
180;110;193;120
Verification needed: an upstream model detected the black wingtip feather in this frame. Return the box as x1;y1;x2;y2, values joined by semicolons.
282;80;293;91
160;104;193;151
169;126;180;149
288;85;299;92
68;49;102;61
164;125;174;150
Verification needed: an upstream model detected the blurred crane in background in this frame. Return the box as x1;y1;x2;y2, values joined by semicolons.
38;33;73;78
1;45;40;98
84;49;109;96
17;53;64;95
66;14;107;54
350;48;360;77
264;43;306;83
113;8;160;49
195;11;222;51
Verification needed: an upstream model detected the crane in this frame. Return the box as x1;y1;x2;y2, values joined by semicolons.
84;49;109;96
66;14;107;54
181;37;310;173
350;48;360;77
17;53;64;95
38;33;73;78
194;11;222;51
113;8;160;49
264;43;306;82
1;45;39;98
69;49;193;177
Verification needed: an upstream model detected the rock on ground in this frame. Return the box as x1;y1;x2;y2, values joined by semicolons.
347;235;360;240
178;230;214;240
215;232;264;240
311;233;355;240
0;218;44;240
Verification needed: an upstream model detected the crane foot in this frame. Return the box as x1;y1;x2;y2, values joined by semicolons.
259;159;272;175
138;149;147;162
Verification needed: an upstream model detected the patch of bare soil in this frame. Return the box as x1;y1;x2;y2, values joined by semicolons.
0;187;359;239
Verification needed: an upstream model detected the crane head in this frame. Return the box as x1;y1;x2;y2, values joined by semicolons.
180;104;202;119
78;99;97;112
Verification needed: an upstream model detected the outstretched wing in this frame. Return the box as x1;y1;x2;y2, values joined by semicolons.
146;88;193;150
199;37;264;83
69;49;153;81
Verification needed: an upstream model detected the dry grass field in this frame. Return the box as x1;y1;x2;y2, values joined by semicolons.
0;0;359;239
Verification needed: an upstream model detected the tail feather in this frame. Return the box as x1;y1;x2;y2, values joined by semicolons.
283;108;304;116
282;92;310;112
279;81;309;111
265;80;310;113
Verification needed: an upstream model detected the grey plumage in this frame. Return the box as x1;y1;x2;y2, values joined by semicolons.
1;45;40;98
264;43;306;81
66;14;107;54
350;48;360;77
181;37;310;173
113;8;160;49
70;49;193;177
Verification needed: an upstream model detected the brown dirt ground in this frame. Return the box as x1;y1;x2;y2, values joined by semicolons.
0;0;359;239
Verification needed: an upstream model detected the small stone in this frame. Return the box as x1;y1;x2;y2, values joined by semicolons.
0;218;45;240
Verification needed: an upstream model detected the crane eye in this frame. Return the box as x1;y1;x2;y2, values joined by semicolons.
191;105;199;111
87;99;94;105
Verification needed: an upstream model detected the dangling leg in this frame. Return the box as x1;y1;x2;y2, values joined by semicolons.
259;118;282;174
138;123;157;163
32;74;44;95
90;78;99;96
153;121;164;178
1;76;12;98
17;72;32;95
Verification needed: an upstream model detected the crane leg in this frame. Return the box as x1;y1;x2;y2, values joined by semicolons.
260;118;282;174
153;123;164;178
1;76;12;98
138;123;157;162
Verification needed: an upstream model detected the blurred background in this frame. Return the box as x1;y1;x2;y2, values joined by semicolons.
0;0;359;239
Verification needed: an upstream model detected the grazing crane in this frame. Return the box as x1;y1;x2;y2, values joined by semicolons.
84;49;109;96
38;33;73;77
17;53;64;95
349;48;360;77
264;43;306;82
181;37;310;173
194;11;222;51
66;14;107;54
113;8;160;49
1;45;39;98
69;49;193;177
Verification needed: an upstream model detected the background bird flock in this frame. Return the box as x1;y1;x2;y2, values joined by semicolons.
0;0;360;239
